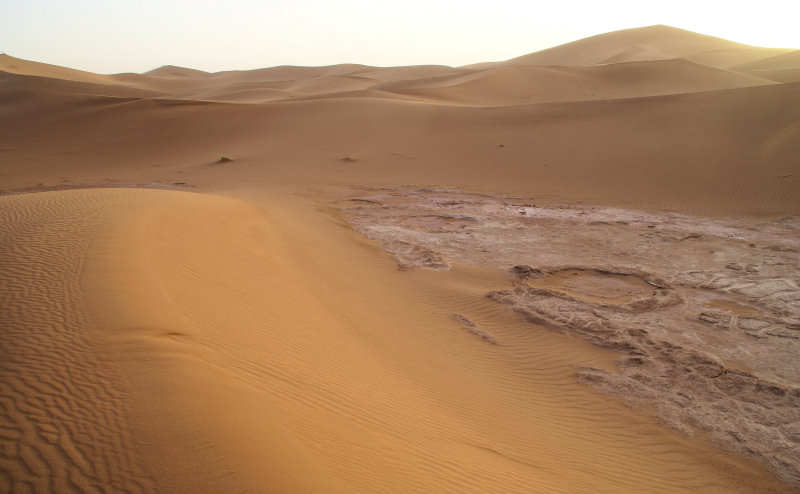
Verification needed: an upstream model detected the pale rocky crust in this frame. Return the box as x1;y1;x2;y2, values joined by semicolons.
340;186;800;487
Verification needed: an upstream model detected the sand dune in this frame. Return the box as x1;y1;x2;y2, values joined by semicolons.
94;64;468;103
6;25;790;105
286;74;379;95
381;59;776;105
0;53;112;84
0;190;154;492
2;188;790;493
0;71;165;99
508;25;792;68
733;50;800;82
1;25;799;493
144;65;212;78
2;80;797;215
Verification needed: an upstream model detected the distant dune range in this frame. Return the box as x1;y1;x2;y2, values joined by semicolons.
1;25;799;492
2;25;799;215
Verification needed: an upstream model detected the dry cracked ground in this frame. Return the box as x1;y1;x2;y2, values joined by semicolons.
337;186;800;488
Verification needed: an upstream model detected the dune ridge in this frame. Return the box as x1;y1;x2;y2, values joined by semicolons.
4;26;794;106
0;191;154;492
507;25;793;68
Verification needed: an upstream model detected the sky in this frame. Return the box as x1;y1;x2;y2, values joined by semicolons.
2;0;798;74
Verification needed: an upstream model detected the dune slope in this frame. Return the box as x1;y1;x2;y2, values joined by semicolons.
381;59;776;106
2;188;792;493
0;190;154;492
1;81;798;215
508;25;792;68
733;50;800;83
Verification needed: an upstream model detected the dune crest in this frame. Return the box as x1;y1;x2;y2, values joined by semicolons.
508;25;793;68
4;25;796;106
0;190;154;492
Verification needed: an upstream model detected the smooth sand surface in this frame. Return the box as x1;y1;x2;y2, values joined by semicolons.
1;25;799;493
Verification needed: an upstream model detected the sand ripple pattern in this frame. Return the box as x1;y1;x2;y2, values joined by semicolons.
0;191;154;493
342;186;800;489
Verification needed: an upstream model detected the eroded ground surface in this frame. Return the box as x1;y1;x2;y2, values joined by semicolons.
338;186;800;488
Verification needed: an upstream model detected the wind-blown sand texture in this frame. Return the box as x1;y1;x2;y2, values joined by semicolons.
1;25;799;492
341;187;800;485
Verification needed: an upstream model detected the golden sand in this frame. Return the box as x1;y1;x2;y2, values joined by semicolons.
1;25;798;492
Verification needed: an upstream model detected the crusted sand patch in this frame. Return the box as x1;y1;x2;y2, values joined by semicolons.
340;186;800;487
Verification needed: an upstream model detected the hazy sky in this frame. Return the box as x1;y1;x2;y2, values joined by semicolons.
2;0;798;74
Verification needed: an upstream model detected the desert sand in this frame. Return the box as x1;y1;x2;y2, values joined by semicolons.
1;25;799;493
